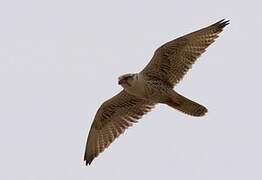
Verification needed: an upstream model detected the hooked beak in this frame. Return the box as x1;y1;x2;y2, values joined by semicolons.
118;79;124;85
118;78;131;86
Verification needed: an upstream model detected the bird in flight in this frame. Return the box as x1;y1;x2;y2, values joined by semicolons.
84;19;229;165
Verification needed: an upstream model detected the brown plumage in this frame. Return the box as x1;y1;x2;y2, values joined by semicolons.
84;19;229;165
85;91;155;165
141;19;229;86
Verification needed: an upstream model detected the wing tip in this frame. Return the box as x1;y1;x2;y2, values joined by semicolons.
84;154;95;166
216;19;230;29
84;159;94;166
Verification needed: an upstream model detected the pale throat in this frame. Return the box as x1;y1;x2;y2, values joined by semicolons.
123;73;147;98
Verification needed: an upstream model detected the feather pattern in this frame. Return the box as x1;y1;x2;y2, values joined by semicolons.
141;19;229;86
84;90;155;165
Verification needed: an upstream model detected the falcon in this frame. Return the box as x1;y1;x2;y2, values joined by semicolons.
84;19;229;165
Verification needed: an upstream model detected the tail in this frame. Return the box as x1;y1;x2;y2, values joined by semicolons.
165;91;208;117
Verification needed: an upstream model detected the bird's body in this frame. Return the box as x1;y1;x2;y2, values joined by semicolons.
119;73;172;103
84;19;229;165
119;73;207;115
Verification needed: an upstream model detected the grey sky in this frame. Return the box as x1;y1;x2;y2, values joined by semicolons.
0;0;261;179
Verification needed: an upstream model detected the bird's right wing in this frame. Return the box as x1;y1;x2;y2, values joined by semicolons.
141;19;229;86
84;90;155;165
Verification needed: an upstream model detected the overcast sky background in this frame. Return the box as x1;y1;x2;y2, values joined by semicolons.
0;0;261;179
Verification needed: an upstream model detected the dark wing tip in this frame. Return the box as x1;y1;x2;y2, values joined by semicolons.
215;19;230;29
84;154;95;166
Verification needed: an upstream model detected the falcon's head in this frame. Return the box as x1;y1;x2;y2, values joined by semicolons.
118;73;137;87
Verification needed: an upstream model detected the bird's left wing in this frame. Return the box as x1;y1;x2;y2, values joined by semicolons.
141;19;229;87
84;90;155;165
